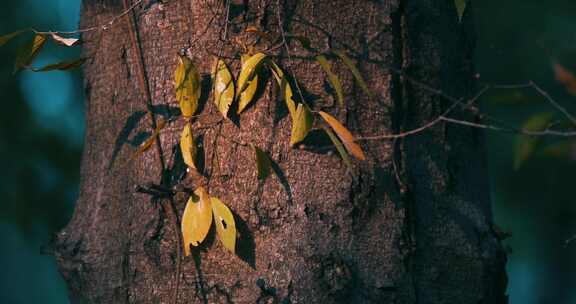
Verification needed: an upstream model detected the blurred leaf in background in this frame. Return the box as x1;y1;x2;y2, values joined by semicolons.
0;0;83;303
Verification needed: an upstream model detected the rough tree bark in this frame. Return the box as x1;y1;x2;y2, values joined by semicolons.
54;0;507;303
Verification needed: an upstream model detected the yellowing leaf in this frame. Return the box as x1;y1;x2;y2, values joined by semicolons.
180;122;197;169
316;54;344;107
245;26;275;42
332;50;372;99
324;127;353;171
31;58;86;72
0;29;26;47
236;53;266;113
553;63;576;95
212;59;235;117
514;113;554;170
210;197;237;253
454;0;467;22
238;74;259;114
181;187;213;256
290;103;313;146
50;32;80;47
129;118;166;162
174;55;201;117
270;62;297;119
319;111;366;160
14;34;47;72
254;146;271;180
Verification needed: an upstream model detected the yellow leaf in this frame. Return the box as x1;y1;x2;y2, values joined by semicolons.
212;58;235;117
254;146;271;180
316;54;344;107
49;32;80;47
210;197;237;253
129;118;166;162
181;187;213;256
324;127;353;171
290;103;313;146
0;29;26;47
236;53;266;113
180;122;197;169
454;0;467;22
319;111;366;160
553;63;576;95
174;55;201;117
31;58;86;72
238;74;259;114
270;62;297;119
14;34;47;72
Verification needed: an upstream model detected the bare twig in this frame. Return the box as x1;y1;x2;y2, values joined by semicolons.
34;0;144;35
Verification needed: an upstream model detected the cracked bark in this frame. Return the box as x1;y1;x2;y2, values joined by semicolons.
54;0;508;303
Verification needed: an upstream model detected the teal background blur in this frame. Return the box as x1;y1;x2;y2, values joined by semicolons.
0;1;574;303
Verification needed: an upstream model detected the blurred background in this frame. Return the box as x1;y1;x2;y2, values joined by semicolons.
0;0;574;303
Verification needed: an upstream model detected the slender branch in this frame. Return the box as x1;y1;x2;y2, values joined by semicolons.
34;0;144;35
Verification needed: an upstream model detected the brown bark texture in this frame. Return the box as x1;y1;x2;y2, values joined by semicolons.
54;0;508;303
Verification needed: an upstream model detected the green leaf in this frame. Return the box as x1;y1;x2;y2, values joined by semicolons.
324;127;353;171
332;50;372;99
174;55;201;117
236;53;266;114
181;187;213;256
210;197;237;254
31;58;86;72
316;54;344;107
0;29;26;47
290;103;313;146
14;34;47;72
454;0;467;22
514;113;554;170
180;122;197;170
254;146;272;181
270;61;297;119
319;111;366;160
212;58;235;117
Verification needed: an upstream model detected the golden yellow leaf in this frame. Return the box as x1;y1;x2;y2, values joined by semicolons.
180;122;197;169
324;127;353;171
290;103;313;146
270;62;297;119
319;111;366;160
31;58;86;72
174;55;201;117
14;34;47;72
129;118;166;162
236;53;266;113
181;187;213;256
210;197;237;254
212;58;235;117
238;74;259;114
553;63;576;95
49;32;80;47
0;29;26;47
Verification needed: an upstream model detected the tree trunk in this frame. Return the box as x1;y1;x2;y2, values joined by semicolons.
54;0;507;303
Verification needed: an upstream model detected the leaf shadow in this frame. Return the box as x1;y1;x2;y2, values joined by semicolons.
234;211;256;269
108;110;147;171
269;158;293;205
